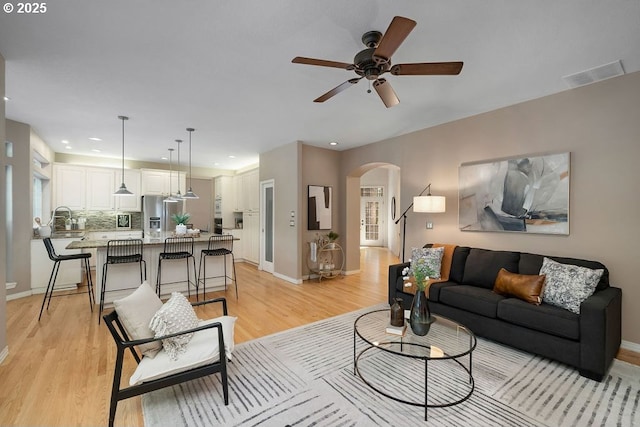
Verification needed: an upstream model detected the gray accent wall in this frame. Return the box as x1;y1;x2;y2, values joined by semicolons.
340;71;640;345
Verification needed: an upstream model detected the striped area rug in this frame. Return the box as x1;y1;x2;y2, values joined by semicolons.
142;305;640;426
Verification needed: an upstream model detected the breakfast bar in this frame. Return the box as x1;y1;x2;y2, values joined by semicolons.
67;232;237;304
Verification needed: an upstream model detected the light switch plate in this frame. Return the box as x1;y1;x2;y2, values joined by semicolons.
426;221;433;229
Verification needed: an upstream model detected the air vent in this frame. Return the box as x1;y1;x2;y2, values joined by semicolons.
562;60;625;88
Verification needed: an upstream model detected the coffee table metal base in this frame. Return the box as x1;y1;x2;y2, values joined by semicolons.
353;339;474;421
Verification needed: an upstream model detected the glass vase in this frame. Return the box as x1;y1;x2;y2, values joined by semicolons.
409;289;434;336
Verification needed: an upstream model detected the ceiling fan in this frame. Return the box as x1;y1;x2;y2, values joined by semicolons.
292;16;463;108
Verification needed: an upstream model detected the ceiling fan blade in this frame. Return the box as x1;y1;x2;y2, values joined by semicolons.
390;62;464;76
292;56;354;70
372;16;417;64
314;78;362;103
373;78;399;108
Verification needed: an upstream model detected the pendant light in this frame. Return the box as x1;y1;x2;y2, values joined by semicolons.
175;139;183;199
163;148;177;203
113;115;134;196
182;127;199;199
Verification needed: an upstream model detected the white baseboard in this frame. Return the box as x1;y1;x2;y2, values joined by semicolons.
0;346;8;365
343;269;360;276
273;271;302;284
621;340;640;354
6;290;33;301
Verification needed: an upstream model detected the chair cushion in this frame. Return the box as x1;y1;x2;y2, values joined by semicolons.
497;298;579;340
439;285;503;318
149;293;199;361
462;248;520;289
113;281;163;358
129;315;237;386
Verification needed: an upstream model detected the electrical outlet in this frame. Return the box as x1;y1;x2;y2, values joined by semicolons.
426;221;433;229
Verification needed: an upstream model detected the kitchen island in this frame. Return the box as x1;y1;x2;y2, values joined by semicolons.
68;232;238;304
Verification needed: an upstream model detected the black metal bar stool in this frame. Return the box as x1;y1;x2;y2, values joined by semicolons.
38;237;94;321
100;239;146;322
156;236;198;300
198;234;238;298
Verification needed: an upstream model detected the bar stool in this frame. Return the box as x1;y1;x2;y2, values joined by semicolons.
39;237;94;321
100;239;146;322
156;236;198;300
198;234;238;298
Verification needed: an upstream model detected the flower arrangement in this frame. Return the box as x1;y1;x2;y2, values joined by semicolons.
402;257;437;292
171;212;191;225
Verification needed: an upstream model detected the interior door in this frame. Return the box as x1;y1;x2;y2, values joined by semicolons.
360;186;385;246
260;179;274;273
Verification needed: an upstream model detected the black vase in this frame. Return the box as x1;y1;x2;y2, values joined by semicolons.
409;290;434;336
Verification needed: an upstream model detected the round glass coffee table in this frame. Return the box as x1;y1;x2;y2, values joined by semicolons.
353;309;476;420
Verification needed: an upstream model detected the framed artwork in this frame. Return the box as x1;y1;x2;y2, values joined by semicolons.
116;213;131;230
308;185;332;230
459;152;570;235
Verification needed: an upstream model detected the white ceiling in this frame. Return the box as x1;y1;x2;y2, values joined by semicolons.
1;0;639;170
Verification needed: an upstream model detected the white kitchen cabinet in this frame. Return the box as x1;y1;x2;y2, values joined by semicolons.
86;167;116;210
242;211;260;264
31;238;82;292
114;169;141;211
229;228;244;261
141;169;185;196
215;175;235;227
233;169;259;212
53;165;87;210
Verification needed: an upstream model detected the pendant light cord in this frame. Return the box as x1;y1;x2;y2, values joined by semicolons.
118;115;128;183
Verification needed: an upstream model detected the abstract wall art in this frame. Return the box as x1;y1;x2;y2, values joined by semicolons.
308;185;332;230
459;152;570;235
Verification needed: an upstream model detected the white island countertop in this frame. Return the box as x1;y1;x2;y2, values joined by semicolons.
66;232;236;250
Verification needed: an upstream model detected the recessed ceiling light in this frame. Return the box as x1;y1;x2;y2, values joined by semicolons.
214;162;220;166
92;149;101;153
89;137;102;141
3;96;9;101
65;146;73;150
161;156;168;160
228;155;236;159
61;140;69;144
329;141;338;146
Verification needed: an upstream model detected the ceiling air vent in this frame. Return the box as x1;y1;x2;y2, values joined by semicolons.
562;60;625;88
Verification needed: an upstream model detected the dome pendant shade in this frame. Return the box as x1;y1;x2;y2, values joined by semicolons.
114;115;135;196
182;127;199;199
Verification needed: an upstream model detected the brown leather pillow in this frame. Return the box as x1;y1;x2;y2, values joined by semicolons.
493;268;546;305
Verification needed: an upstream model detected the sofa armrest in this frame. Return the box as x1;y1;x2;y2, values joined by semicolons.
579;286;622;380
388;262;410;304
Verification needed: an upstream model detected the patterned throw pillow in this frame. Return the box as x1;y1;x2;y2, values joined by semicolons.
149;292;199;360
411;246;445;279
540;257;604;314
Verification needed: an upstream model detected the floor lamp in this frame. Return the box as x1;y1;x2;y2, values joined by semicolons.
394;183;446;262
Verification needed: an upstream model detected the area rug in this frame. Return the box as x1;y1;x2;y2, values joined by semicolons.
142;305;640;426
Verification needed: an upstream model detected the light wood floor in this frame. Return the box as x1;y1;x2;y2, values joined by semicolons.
1;247;637;426
0;247;396;426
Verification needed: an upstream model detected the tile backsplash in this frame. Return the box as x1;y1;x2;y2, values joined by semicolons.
51;211;142;231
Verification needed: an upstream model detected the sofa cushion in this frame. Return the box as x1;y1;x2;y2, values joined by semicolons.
449;246;471;283
519;252;609;291
462;248;520;289
428;281;458;302
493;268;545;305
540;257;603;314
497;298;579;340
439;285;503;318
410;246;445;279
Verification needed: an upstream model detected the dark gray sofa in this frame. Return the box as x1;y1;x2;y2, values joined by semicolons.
388;245;622;381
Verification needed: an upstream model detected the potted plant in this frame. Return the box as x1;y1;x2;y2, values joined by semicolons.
171;212;191;235
326;230;339;248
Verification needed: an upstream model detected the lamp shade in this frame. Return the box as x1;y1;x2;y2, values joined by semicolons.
413;195;446;213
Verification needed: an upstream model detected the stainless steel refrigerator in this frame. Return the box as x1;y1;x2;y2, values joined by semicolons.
142;195;184;237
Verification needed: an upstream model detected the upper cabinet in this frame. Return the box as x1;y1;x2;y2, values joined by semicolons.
53;164;142;212
54;165;86;210
233;169;259;212
141;169;186;197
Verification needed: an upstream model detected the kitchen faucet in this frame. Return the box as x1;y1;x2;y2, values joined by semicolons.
49;206;73;231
